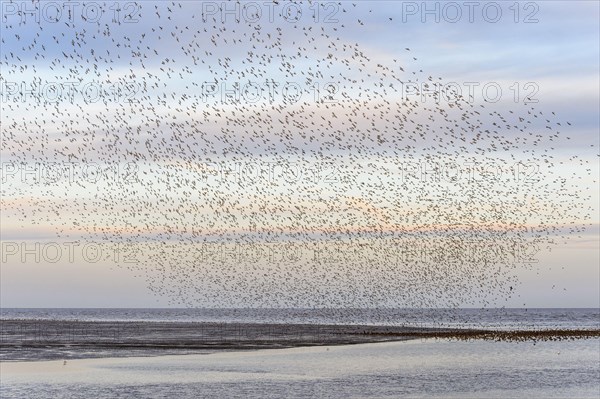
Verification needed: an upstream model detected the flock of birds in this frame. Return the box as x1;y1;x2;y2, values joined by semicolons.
1;1;596;308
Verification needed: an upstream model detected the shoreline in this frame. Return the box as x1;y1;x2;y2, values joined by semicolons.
3;337;598;399
1;319;598;362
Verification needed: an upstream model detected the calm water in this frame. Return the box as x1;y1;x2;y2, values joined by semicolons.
2;308;599;330
1;309;599;398
1;339;599;399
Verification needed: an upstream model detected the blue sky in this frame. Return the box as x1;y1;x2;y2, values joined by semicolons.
0;1;598;308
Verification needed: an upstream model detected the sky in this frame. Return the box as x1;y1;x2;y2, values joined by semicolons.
0;1;598;308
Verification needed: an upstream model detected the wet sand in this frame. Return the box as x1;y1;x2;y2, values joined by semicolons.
2;339;599;399
1;319;598;361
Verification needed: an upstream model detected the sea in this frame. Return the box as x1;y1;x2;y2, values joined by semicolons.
1;308;599;399
2;307;599;330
